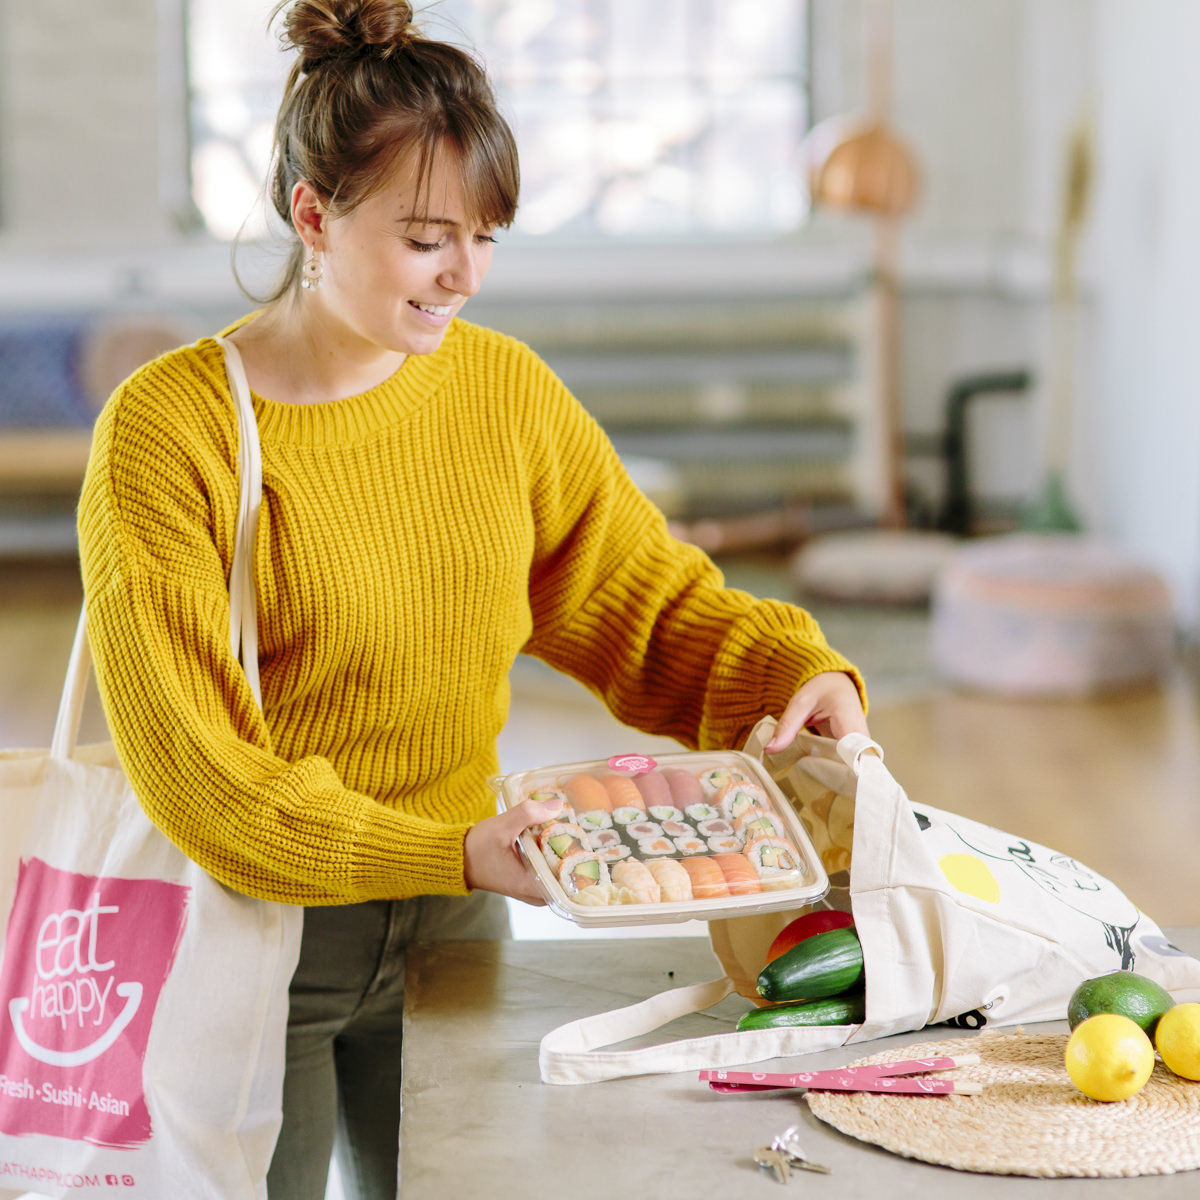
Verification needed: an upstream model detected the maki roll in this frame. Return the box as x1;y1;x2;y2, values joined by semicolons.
696;817;735;838
601;773;645;812
595;843;632;864
576;808;614;832
713;852;762;896
680;856;729;900
673;835;707;856
648;805;685;823
744;835;805;887
664;768;705;810
537;822;588;872
623;821;663;841
706;834;742;854
526;786;572;823
633;769;673;811
715;781;770;822
611;859;662;904
699;766;751;797
734;808;786;841
647;857;693;902
611;806;646;826
660;819;694;838
588;827;622;849
684;802;721;823
636;836;675;857
557;849;610;895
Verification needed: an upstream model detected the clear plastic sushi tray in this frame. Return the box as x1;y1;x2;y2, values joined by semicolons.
492;749;830;928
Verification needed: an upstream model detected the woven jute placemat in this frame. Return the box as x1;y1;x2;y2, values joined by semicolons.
806;1030;1200;1177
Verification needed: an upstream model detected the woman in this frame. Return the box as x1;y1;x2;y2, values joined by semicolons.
78;1;868;1196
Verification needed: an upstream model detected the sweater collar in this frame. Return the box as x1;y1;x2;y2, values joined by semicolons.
207;319;462;445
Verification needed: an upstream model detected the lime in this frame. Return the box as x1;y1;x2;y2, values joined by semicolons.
1155;1002;1200;1081
1064;1013;1155;1102
1067;970;1175;1037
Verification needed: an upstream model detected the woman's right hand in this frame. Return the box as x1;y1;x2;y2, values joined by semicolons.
462;797;564;905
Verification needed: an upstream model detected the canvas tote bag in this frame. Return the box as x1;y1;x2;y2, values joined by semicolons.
0;339;303;1197
540;721;1200;1084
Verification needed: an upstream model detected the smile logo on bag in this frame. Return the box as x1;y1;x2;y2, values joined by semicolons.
0;858;190;1148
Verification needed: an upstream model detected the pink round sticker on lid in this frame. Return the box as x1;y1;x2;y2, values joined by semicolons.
608;754;658;773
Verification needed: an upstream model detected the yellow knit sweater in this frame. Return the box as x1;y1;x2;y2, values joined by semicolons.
78;317;863;905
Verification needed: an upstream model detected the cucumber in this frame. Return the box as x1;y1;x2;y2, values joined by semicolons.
737;990;866;1031
756;925;864;1002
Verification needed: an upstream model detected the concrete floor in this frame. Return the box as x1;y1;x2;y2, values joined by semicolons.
4;550;1198;1200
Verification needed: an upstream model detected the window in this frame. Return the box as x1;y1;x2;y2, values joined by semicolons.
186;0;811;242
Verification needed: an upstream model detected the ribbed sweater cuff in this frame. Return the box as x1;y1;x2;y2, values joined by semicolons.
348;806;472;899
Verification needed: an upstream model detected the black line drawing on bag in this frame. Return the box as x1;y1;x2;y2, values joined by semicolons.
910;810;1140;969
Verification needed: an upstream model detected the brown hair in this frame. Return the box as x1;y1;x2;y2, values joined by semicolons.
256;0;519;300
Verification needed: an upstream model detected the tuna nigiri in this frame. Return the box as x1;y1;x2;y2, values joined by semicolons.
664;768;705;810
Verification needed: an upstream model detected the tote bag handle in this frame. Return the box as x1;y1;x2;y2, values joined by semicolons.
51;337;264;759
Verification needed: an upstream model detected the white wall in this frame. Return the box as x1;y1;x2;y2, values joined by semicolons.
1091;0;1200;630
2;0;1196;626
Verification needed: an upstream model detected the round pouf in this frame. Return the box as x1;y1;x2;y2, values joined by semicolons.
930;533;1174;696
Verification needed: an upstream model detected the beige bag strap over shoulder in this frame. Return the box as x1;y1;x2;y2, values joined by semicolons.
216;334;263;707
52;337;264;762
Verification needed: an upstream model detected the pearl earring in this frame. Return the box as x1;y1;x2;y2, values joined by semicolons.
301;244;323;289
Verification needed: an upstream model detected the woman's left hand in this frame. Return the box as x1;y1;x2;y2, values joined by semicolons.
764;670;869;754
462;796;564;906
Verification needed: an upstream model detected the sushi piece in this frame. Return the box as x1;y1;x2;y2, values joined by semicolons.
684;802;721;823
660;819;694;838
636;836;675;856
576;808;614;833
588;827;622;849
673;836;707;856
633;770;673;811
713;852;763;896
623;821;663;841
526;785;569;808
537;821;588;871
664;768;705;810
557;849;610;895
563;773;612;815
611;806;646;825
744;835;805;885
601;773;645;812
611;859;662;904
706;834;742;854
646;857;693;902
715;781;770;822
696;817;735;838
734;807;786;841
595;844;632;864
680;856;729;900
647;804;685;823
698;765;751;797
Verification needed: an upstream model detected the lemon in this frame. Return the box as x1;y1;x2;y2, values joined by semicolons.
1064;1013;1155;1101
1067;970;1175;1038
1155;1002;1200;1080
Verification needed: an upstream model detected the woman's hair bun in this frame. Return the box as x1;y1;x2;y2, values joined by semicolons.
278;0;418;71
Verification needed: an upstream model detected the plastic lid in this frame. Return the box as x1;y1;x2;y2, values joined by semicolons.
495;749;830;928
